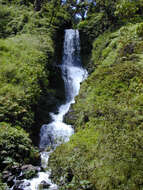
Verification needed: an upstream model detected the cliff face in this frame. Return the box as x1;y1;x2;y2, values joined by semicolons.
49;22;143;190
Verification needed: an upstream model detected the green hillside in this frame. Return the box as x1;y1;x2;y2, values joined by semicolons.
1;0;143;189
0;0;70;188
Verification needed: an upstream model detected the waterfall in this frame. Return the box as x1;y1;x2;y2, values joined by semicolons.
40;29;87;149
17;29;87;190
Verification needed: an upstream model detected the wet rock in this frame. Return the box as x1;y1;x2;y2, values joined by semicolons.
13;180;23;190
2;170;12;180
11;165;21;175
13;180;22;188
22;181;31;187
21;164;41;172
20;164;39;179
39;180;50;188
13;187;31;190
7;175;15;186
35;166;41;172
21;165;35;171
2;170;11;175
13;180;31;190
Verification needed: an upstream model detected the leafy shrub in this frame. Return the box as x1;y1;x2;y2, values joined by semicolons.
0;122;40;171
115;0;138;19
0;34;53;129
115;0;143;23
78;12;110;43
136;22;143;37
0;179;8;190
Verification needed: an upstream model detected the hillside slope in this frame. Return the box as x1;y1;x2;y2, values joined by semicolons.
0;1;70;188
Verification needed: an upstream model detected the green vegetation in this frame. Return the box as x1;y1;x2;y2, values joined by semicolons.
49;2;143;189
78;0;143;69
0;180;8;190
0;122;40;170
0;34;54;129
1;0;143;189
0;0;72;187
0;2;55;130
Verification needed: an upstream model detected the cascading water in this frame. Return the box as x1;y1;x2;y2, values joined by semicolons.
16;29;87;190
40;29;87;149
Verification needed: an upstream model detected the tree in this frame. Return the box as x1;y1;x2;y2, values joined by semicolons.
115;0;143;21
76;0;89;20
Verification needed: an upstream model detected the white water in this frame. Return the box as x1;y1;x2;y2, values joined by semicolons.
23;29;87;190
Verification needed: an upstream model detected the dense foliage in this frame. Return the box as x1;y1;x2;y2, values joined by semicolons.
0;33;54;128
1;0;143;189
78;0;143;62
0;122;40;170
0;0;72;187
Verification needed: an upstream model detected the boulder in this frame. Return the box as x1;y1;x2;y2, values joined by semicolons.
2;170;12;180
21;165;35;171
35;166;41;172
11;165;21;175
7;175;15;186
13;180;31;190
39;180;50;188
20;164;38;179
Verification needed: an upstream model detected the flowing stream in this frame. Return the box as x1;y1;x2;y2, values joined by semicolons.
22;29;87;190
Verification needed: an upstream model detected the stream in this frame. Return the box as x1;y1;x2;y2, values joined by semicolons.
16;29;87;190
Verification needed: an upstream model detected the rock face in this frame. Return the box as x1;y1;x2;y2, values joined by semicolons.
2;164;42;188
